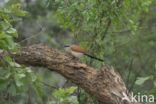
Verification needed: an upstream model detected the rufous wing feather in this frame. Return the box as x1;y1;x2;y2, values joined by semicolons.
71;45;87;53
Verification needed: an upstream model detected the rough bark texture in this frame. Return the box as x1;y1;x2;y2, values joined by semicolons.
0;44;140;104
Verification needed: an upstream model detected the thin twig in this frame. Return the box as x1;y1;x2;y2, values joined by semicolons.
126;58;133;90
101;19;111;40
18;23;45;44
39;81;58;89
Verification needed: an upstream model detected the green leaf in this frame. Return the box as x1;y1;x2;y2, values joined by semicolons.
17;73;26;78
15;79;24;87
135;76;153;85
67;96;79;104
11;4;28;17
15;73;25;87
31;74;37;82
52;86;77;99
6;28;18;37
66;86;77;94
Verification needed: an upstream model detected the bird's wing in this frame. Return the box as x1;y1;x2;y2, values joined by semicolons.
71;45;87;53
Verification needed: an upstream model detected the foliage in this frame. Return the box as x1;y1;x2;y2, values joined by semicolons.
0;3;27;50
53;0;154;68
0;3;45;104
135;75;153;85
53;0;156;101
51;87;78;104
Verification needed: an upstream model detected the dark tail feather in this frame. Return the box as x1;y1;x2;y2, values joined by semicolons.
84;53;104;62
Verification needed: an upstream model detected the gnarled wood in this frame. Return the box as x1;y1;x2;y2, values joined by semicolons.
0;44;141;104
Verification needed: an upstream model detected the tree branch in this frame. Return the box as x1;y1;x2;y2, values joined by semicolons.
0;44;141;104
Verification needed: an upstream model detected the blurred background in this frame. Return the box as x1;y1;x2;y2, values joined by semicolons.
0;0;156;104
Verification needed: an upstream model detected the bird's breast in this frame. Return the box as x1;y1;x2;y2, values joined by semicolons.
71;51;84;58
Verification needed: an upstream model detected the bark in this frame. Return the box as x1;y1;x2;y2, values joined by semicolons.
0;44;141;104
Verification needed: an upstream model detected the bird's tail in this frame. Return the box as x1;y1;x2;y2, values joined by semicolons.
84;53;104;62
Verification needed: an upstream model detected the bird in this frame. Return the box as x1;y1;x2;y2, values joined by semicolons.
64;44;104;62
